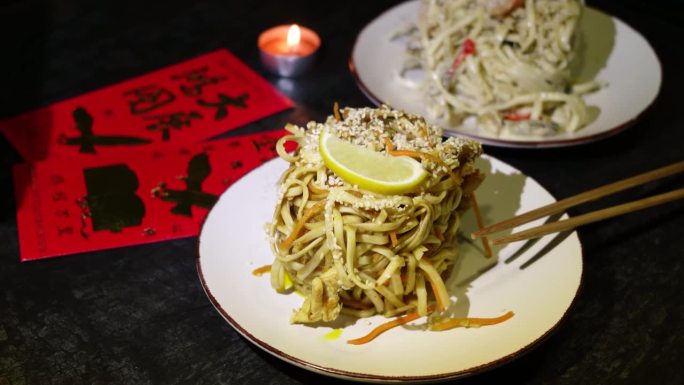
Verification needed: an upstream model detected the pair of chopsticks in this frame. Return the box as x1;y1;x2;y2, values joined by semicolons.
472;161;684;246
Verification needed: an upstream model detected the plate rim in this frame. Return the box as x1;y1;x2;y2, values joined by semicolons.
348;1;662;149
196;156;585;382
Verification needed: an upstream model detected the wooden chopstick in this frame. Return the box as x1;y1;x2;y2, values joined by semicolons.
472;160;684;239
489;188;684;245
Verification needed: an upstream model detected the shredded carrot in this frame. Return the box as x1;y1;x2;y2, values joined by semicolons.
469;193;492;257
433;227;444;241
389;149;462;186
251;264;271;276
333;101;341;122
389;231;398;248
278;200;326;250
342;298;374;310
383;136;395;151
347;304;436;345
385;136;460;185
430;311;514;331
429;279;447;311
385;137;458;183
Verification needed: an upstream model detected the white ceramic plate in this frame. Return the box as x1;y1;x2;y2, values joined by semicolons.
350;1;662;148
197;156;583;382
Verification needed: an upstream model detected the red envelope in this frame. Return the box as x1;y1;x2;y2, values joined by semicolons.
1;49;293;161
13;130;295;261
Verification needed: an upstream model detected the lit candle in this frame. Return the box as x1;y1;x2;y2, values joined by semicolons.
286;24;301;53
258;24;320;77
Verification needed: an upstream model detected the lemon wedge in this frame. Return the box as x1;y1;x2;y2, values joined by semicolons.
319;129;428;194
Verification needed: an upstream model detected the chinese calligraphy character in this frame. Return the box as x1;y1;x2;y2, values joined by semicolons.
152;153;218;217
197;92;248;121
59;107;151;153
123;85;176;115
83;164;146;232
144;111;202;141
171;66;227;97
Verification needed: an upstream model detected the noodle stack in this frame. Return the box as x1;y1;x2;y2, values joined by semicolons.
269;105;483;323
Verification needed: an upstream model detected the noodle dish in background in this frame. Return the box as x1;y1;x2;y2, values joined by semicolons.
351;0;661;147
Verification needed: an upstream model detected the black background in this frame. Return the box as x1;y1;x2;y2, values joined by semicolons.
1;1;683;384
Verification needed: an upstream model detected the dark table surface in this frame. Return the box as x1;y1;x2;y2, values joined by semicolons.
1;1;683;384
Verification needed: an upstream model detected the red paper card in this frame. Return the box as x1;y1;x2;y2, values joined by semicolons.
1;49;293;161
13;130;293;261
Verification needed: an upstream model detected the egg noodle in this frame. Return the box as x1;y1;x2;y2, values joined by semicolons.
401;0;600;137
268;105;484;326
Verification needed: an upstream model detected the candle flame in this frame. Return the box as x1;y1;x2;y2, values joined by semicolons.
287;24;301;50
